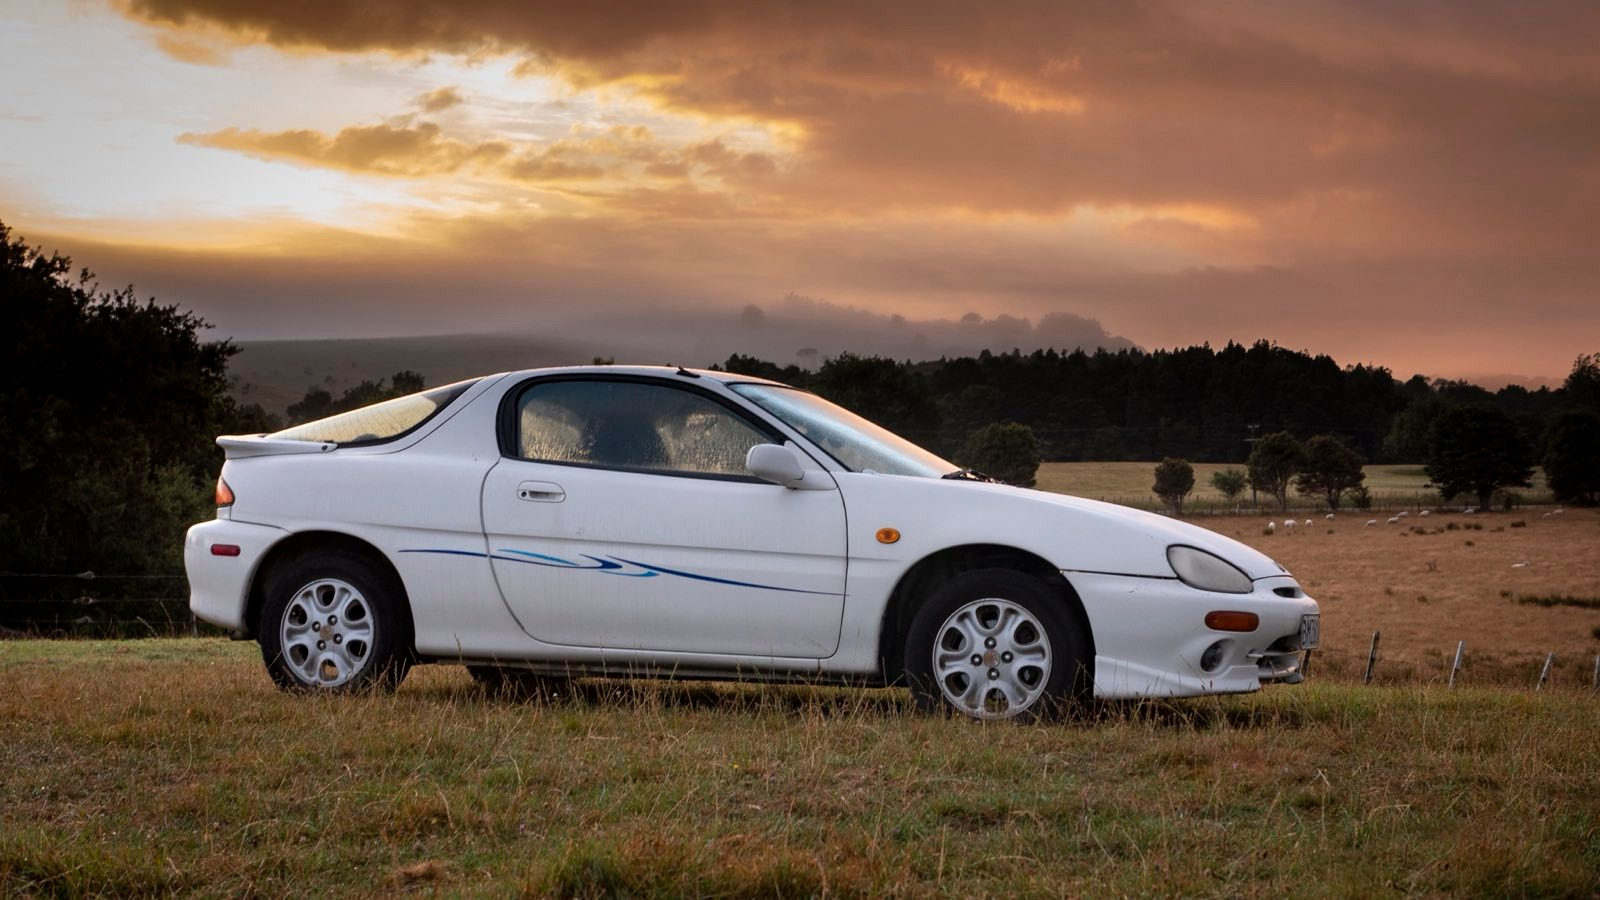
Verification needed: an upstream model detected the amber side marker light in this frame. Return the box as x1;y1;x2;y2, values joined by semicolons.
211;544;241;557
1204;610;1259;632
215;477;234;507
875;527;901;544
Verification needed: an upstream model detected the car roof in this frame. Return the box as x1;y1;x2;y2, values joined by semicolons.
491;364;790;387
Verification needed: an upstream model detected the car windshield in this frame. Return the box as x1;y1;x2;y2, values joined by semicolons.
731;384;955;477
271;379;479;445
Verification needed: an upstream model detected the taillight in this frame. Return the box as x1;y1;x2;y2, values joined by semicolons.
216;477;235;507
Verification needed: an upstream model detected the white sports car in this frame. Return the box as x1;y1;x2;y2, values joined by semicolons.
185;366;1318;720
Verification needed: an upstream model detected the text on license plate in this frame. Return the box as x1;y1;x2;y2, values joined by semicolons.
1299;614;1321;650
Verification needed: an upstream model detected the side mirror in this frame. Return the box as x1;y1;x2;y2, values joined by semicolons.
746;443;805;486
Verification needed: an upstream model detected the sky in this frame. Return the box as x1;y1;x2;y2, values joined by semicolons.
2;1;1597;383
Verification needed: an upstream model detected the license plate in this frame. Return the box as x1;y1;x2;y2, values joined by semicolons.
1299;614;1321;650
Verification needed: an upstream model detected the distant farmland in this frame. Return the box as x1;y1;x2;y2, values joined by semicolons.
1038;461;1552;511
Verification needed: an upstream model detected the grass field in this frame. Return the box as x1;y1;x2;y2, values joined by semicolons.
2;639;1598;897
1037;461;1552;511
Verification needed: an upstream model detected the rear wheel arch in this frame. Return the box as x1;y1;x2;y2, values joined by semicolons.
246;531;415;650
876;544;1094;684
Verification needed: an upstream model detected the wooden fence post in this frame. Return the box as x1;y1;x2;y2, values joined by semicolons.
1448;640;1465;688
1364;631;1381;685
1592;653;1599;691
1537;652;1554;691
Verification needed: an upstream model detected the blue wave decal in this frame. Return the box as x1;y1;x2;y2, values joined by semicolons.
398;547;838;596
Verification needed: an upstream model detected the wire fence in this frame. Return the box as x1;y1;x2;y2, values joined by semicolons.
0;572;208;638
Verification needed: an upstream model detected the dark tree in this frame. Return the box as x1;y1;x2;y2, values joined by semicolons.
1563;353;1600;412
1152;457;1195;516
1210;467;1248;503
0;220;236;576
1248;432;1304;511
958;422;1040;487
1295;435;1367;510
1543;410;1600;505
1425;405;1533;510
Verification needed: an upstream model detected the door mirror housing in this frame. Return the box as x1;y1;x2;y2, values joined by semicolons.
746;443;806;486
746;443;834;490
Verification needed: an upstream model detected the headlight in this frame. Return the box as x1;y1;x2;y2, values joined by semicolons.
1166;545;1253;594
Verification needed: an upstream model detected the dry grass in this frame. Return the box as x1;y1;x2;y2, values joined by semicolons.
1198;507;1600;684
1037;461;1550;510
3;640;1598;896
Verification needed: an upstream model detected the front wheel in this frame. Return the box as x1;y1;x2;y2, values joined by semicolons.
904;569;1090;721
258;551;412;693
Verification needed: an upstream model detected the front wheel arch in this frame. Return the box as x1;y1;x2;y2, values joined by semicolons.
246;531;415;652
876;544;1095;688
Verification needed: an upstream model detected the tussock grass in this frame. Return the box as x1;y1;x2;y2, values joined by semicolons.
3;640;1598;896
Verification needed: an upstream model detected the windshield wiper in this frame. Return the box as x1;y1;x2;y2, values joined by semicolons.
942;468;997;483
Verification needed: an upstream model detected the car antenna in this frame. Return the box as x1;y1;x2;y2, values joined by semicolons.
673;365;700;378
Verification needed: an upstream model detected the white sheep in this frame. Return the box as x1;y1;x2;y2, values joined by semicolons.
1365;519;1377;527
1419;509;1430;517
1396;511;1409;518
1464;507;1477;514
1325;513;1336;520
1265;522;1276;534
1304;519;1313;527
1386;516;1400;525
1284;519;1296;530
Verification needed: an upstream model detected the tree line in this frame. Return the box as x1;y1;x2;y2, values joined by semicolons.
3;219;1598;612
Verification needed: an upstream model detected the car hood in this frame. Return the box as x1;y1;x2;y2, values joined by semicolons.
996;484;1289;580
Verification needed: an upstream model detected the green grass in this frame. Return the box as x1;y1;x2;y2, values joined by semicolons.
3;640;1597;896
1037;462;1552;511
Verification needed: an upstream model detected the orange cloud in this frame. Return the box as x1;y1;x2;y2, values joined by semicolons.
179;123;510;177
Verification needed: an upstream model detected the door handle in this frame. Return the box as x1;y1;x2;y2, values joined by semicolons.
516;481;565;502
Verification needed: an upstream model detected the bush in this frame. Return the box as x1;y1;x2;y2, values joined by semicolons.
1152;458;1195;516
1210;468;1248;503
957;422;1041;487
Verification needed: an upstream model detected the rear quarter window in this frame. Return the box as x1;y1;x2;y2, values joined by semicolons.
272;379;479;446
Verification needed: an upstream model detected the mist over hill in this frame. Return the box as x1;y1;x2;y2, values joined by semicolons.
229;297;1136;412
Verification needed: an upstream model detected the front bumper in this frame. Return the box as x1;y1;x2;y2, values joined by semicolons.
183;518;287;633
1067;570;1319;699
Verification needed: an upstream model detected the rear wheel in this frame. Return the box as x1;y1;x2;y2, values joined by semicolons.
258;551;412;693
905;569;1090;721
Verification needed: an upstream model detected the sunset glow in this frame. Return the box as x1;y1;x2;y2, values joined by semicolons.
3;0;1596;380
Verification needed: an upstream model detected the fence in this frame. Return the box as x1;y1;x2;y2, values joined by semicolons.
0;571;205;638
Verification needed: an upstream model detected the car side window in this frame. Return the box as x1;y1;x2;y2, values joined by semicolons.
515;380;772;477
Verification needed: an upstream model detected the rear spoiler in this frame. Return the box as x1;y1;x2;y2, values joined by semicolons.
217;434;337;460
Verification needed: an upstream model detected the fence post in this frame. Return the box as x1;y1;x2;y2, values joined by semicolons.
1301;649;1312;678
1593;653;1599;691
1537;652;1554;691
1364;631;1381;685
1448;640;1465;688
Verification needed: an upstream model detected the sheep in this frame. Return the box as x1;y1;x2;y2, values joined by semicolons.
1325;513;1336;520
1464;507;1477;514
1304;519;1313;527
1284;519;1296;530
1419;509;1430;517
1366;519;1377;527
1386;516;1400;525
1265;522;1276;534
1511;561;1529;569
1396;511;1409;518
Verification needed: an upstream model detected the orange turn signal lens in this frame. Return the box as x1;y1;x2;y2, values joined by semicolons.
215;477;234;507
1204;610;1259;632
875;527;901;544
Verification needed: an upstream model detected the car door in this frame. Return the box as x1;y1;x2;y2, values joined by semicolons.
480;376;848;658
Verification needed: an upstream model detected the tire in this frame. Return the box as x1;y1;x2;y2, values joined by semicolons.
466;665;569;701
904;569;1090;721
258;550;413;693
